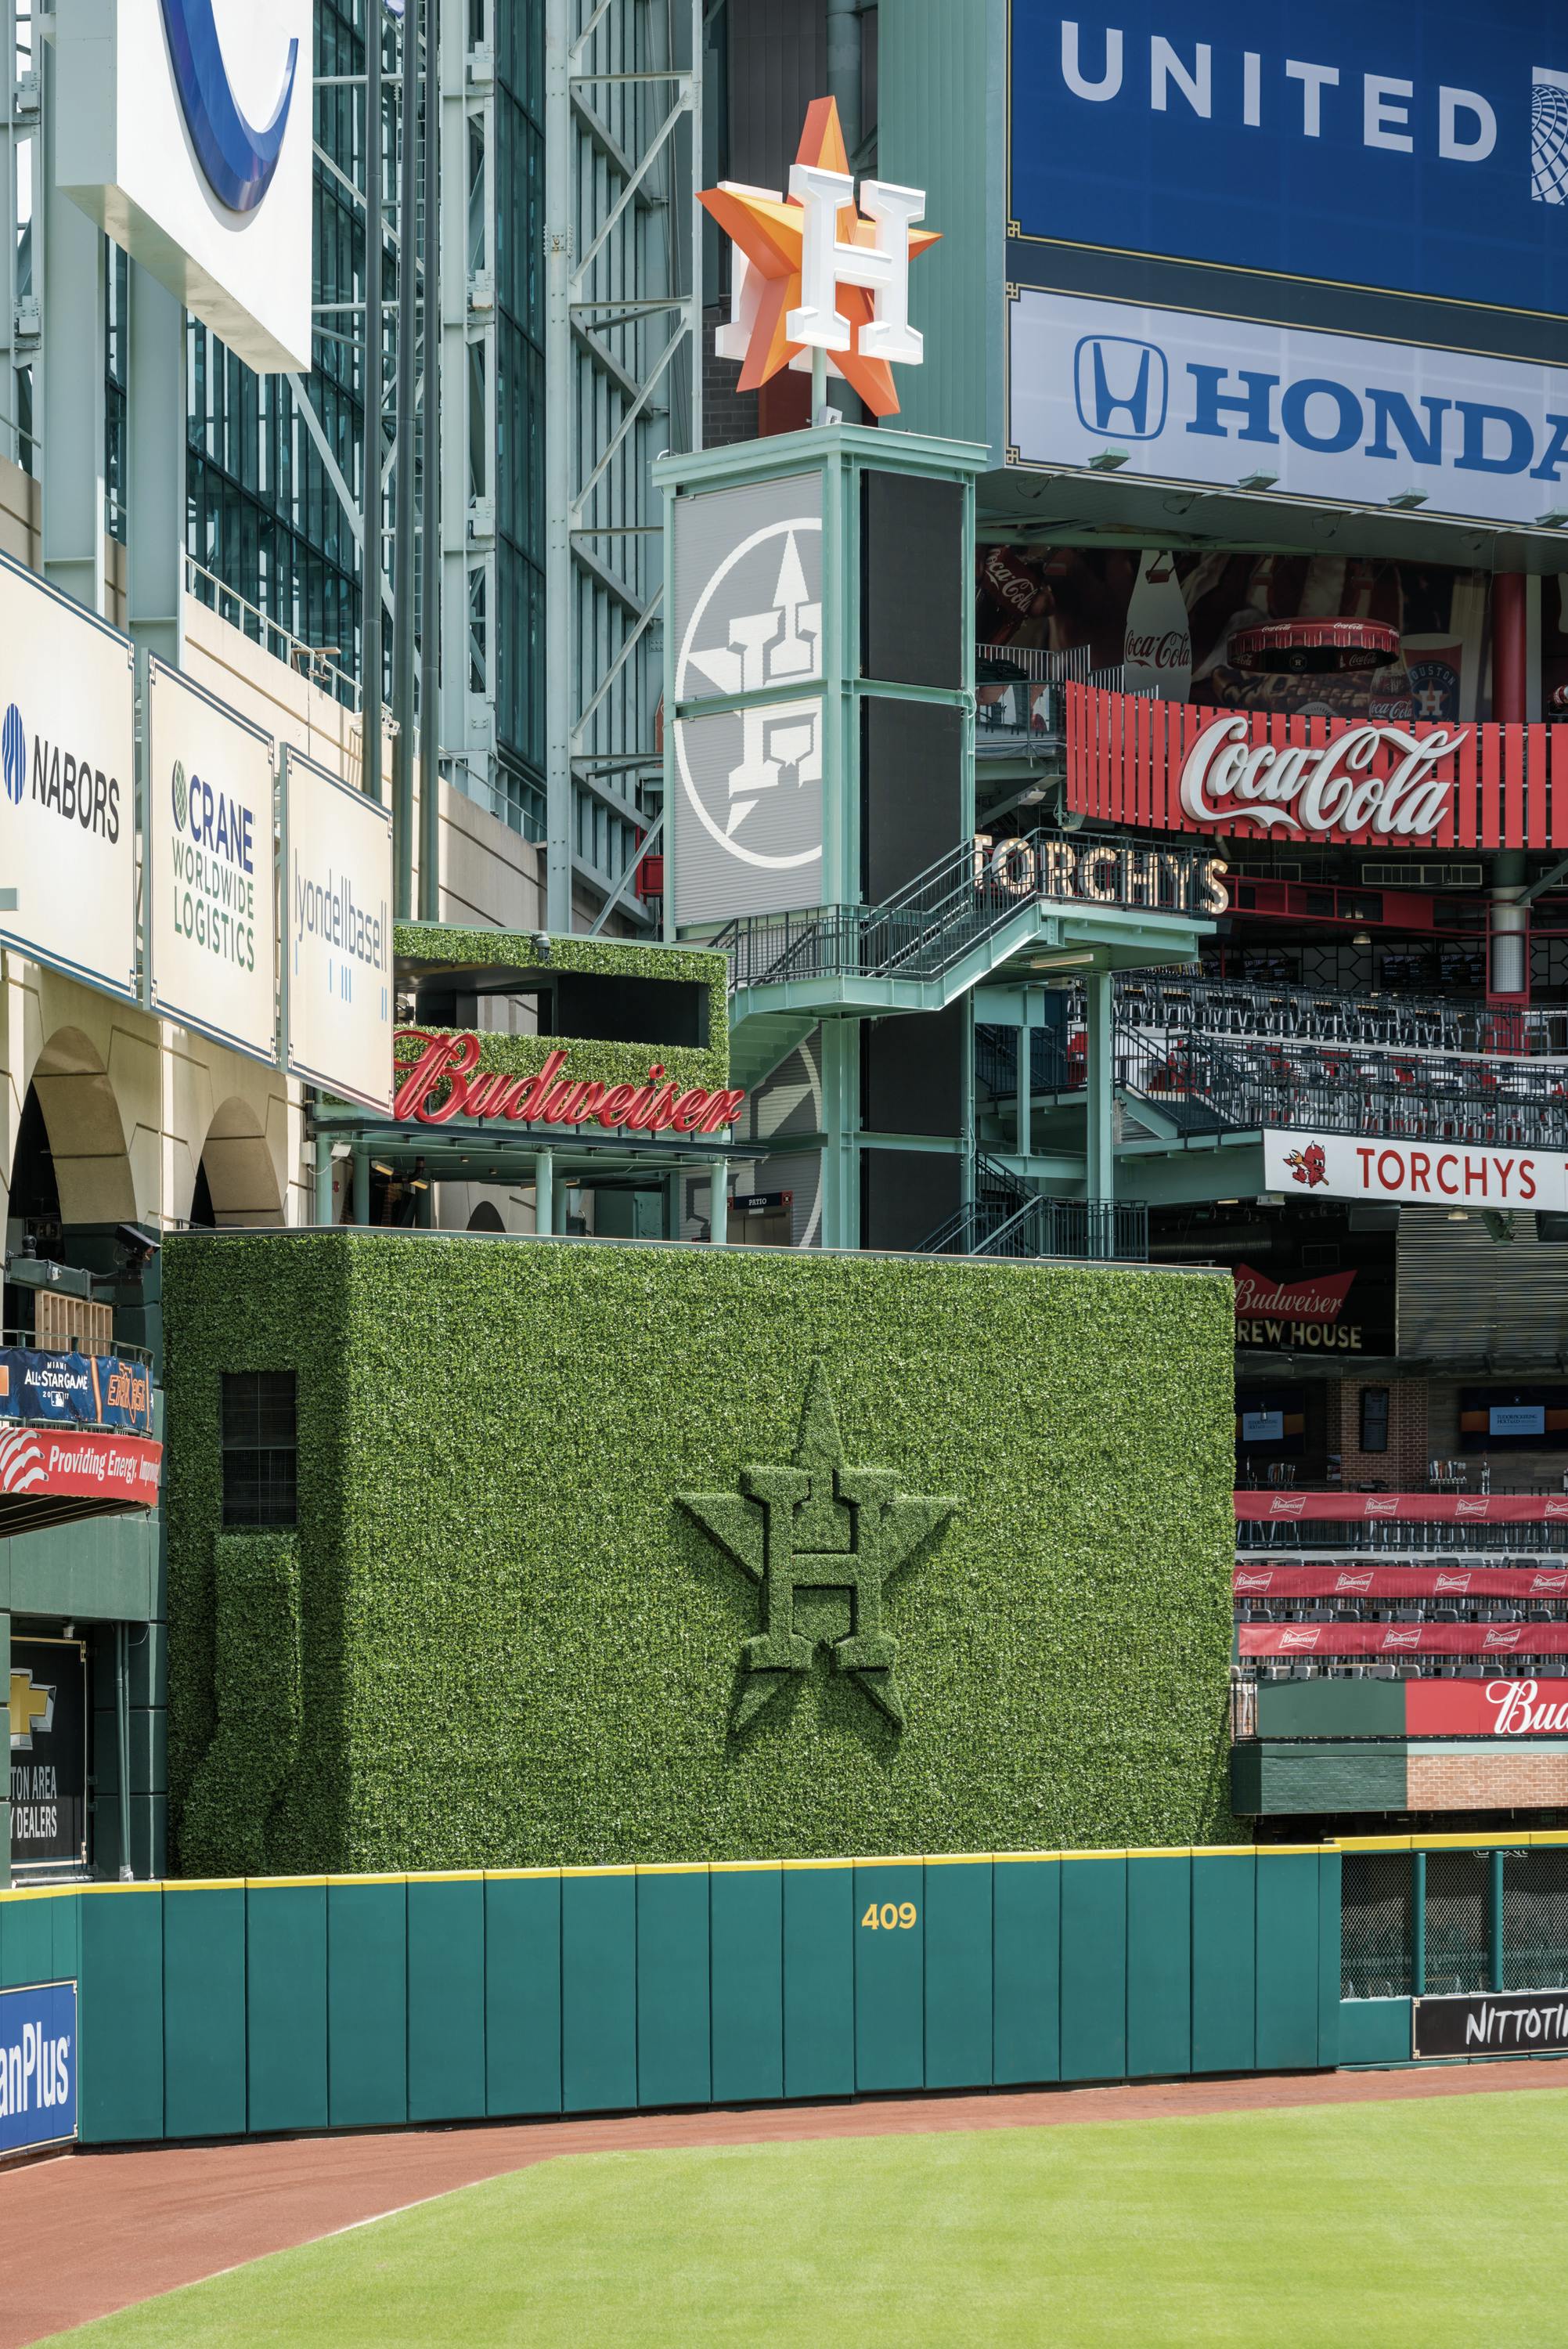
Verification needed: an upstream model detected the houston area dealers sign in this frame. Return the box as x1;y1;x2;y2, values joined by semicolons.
1264;1131;1568;1211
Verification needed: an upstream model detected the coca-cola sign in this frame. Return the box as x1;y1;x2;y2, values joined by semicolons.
1180;717;1468;841
1063;685;1548;850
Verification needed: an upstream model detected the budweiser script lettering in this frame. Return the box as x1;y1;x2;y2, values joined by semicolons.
1488;1678;1568;1735
1179;716;1469;840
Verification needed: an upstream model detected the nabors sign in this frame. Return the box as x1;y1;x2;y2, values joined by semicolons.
394;1034;747;1136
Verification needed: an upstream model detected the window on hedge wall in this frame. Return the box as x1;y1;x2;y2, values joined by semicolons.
222;1373;299;1527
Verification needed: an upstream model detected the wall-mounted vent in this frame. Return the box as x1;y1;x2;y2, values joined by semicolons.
1362;863;1483;888
1231;861;1303;881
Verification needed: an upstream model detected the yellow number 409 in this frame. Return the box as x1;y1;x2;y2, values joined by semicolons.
861;1901;917;1930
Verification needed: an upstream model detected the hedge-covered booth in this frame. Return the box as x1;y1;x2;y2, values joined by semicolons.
163;1232;1238;1875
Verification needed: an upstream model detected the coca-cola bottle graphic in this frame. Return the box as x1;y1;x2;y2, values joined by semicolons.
1123;550;1192;701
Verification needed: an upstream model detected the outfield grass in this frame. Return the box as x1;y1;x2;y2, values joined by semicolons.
40;2090;1568;2348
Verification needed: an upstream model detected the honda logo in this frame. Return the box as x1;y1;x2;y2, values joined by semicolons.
1073;335;1168;440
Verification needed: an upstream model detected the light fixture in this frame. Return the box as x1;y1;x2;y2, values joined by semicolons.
372;1160;395;1178
1539;510;1568;529
1388;489;1428;510
330;1142;353;1162
1088;448;1129;471
1352;930;1372;947
1216;1199;1240;1207
1447;1210;1471;1223
1237;469;1278;492
1028;951;1096;971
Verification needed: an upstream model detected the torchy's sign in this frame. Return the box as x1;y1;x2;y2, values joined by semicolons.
393;1030;747;1135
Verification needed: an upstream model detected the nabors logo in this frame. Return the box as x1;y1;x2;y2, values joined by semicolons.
1;703;23;806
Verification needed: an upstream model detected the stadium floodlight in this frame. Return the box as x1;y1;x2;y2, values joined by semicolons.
1388;489;1428;509
1237;470;1279;492
1088;448;1129;471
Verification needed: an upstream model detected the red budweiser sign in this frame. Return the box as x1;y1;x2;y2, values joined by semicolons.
1235;1491;1568;1525
1408;1679;1568;1737
1233;1264;1356;1325
393;1031;746;1136
1065;684;1568;850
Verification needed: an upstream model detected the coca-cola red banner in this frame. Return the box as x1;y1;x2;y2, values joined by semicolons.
1241;1623;1568;1656
1407;1680;1568;1737
1236;1492;1568;1525
1235;1564;1568;1600
1065;685;1565;850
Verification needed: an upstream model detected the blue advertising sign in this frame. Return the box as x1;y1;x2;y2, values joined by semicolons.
0;1983;77;2156
1009;2;1568;328
0;1349;153;1434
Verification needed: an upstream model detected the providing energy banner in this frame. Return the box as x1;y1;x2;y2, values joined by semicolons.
0;1983;77;2152
0;550;136;1001
281;748;394;1113
0;1428;161;1509
146;659;278;1065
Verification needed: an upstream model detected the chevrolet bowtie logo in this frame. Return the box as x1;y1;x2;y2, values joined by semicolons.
9;1669;54;1750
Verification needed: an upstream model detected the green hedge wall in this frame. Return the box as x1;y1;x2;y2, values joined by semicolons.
164;1232;1240;1874
395;924;730;1094
180;1534;302;1878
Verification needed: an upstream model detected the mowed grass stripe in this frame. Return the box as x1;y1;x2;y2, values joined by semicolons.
36;2090;1568;2349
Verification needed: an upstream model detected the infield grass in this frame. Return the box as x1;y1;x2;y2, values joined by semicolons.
38;2088;1568;2348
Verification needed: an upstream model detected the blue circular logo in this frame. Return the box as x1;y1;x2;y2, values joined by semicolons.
172;761;188;832
1;703;24;806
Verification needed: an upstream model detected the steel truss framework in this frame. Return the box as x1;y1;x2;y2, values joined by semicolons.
545;0;702;929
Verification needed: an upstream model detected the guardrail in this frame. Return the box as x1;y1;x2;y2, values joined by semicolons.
1116;975;1568;1061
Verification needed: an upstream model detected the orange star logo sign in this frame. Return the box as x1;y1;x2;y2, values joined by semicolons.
699;98;939;418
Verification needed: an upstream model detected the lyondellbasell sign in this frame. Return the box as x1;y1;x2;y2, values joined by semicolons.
1263;1131;1568;1212
1414;1990;1568;2062
1065;685;1566;850
283;749;394;1114
393;1034;748;1137
56;0;313;372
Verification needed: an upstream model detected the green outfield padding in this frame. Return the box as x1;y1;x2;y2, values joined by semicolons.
162;1232;1236;1875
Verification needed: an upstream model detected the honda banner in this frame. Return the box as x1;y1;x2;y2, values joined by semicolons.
1237;1490;1568;1523
1262;1131;1568;1213
1065;685;1567;850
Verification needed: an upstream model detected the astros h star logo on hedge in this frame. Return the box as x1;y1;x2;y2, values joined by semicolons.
679;1361;957;1732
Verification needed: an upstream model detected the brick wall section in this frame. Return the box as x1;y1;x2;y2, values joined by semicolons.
1408;1747;1568;1809
1339;1376;1430;1488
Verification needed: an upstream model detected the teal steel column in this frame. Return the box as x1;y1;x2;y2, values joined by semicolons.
1084;969;1115;1239
1490;1849;1505;1993
820;1019;861;1250
542;0;572;929
534;1149;554;1237
554;1173;573;1236
709;1161;728;1246
1015;1019;1032;1163
1411;1850;1426;1998
314;1140;335;1229
352;1153;372;1227
115;1623;134;1879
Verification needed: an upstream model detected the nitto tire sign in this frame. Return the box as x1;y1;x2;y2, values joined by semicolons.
0;554;136;1001
1009;288;1568;528
1415;1988;1568;2060
147;659;278;1066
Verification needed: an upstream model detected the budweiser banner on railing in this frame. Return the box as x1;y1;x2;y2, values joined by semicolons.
1235;1564;1568;1600
1065;685;1566;850
1236;1492;1568;1525
1241;1623;1568;1655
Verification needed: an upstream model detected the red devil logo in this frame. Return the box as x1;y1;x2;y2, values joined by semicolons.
1285;1142;1328;1189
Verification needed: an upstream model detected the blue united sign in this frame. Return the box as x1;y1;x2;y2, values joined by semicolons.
0;1983;77;2156
1010;2;1568;328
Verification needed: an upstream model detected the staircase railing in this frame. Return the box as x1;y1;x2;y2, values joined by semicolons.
920;1184;1148;1261
917;1155;1033;1255
716;831;1217;997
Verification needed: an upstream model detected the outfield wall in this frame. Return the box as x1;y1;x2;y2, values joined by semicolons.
2;1846;1342;2147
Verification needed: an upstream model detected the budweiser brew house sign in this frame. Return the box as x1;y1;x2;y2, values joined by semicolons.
1066;684;1568;850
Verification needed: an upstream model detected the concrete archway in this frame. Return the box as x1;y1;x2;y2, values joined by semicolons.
194;1098;285;1228
20;1027;138;1227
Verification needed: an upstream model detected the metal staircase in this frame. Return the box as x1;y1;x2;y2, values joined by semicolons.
917;1156;1148;1263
